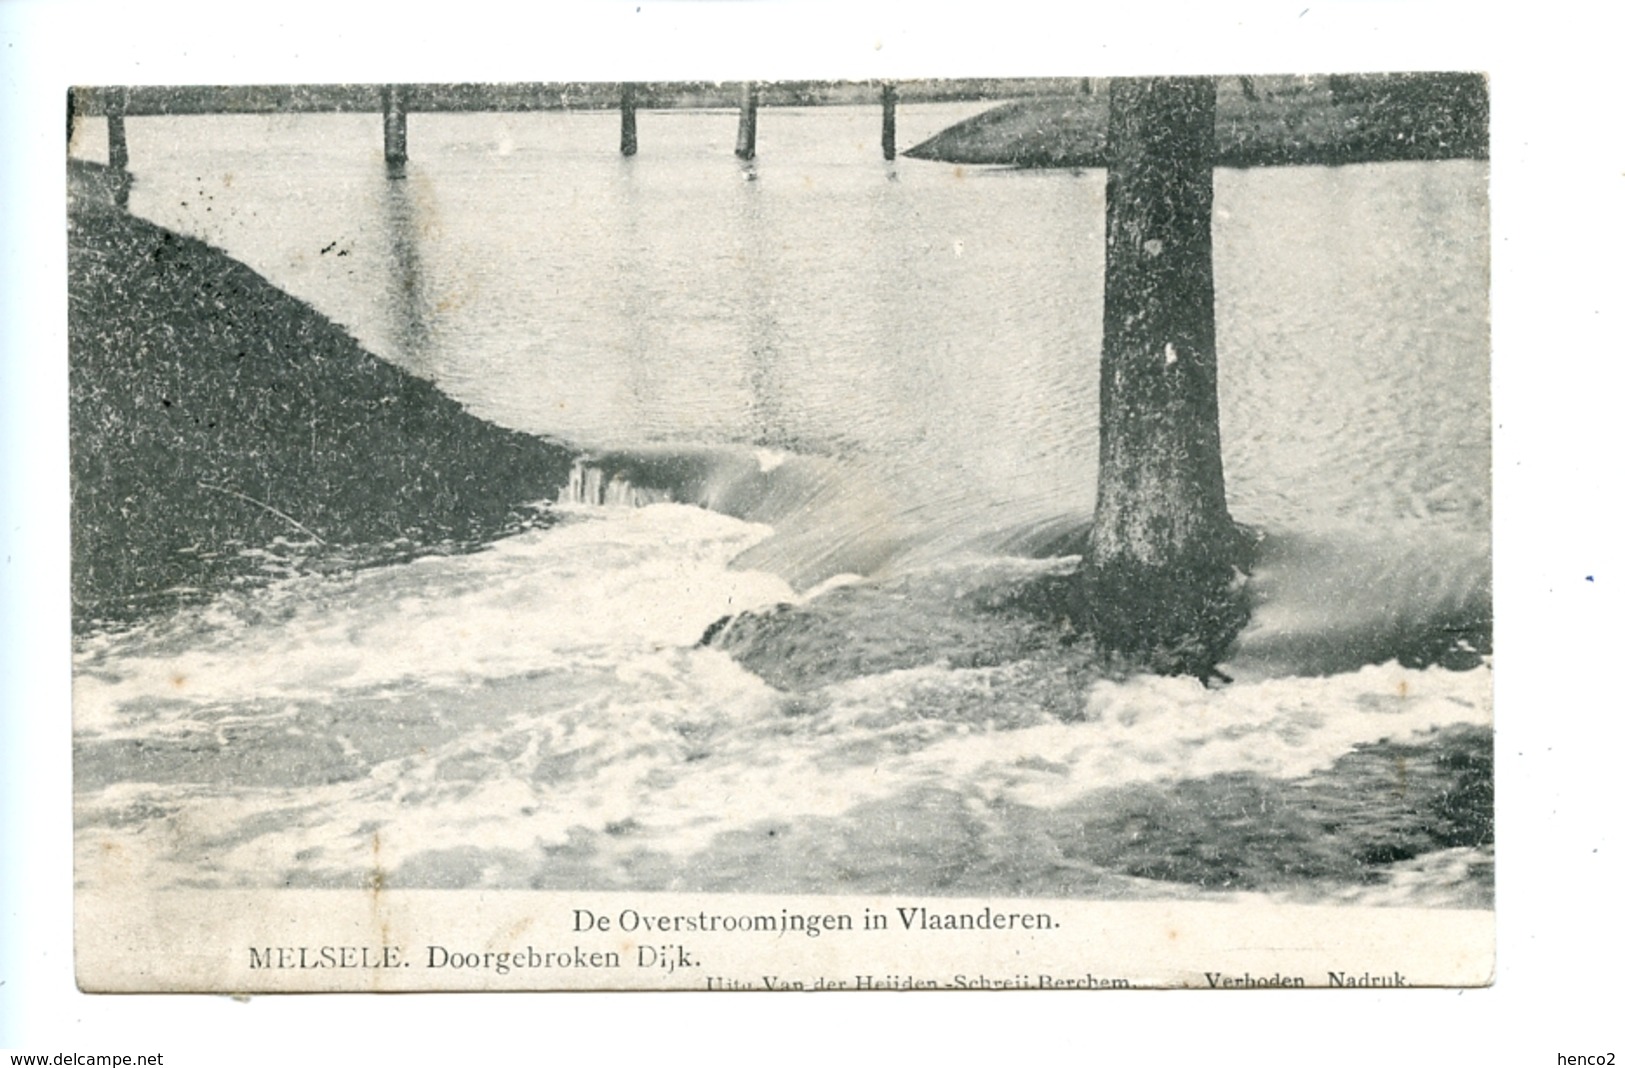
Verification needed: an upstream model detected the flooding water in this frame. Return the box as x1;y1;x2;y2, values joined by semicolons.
71;104;1491;904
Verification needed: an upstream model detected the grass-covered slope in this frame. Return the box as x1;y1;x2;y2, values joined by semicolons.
69;195;574;630
906;72;1488;169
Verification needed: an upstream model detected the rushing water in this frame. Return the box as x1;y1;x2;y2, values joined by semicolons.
71;104;1492;904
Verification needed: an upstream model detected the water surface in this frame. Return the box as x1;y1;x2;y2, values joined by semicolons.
71;104;1492;904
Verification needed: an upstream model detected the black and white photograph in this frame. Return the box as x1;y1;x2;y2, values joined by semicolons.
6;0;1622;1059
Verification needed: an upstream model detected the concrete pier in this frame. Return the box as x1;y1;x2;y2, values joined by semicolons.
106;91;129;173
620;83;638;157
881;83;898;161
734;82;758;161
383;85;408;176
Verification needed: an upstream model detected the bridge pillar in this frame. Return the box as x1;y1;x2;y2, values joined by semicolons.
383;85;408;177
620;83;638;156
880;83;898;161
735;82;758;160
106;89;129;172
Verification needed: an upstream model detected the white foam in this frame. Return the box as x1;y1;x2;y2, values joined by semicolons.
75;651;1490;891
74;505;795;734
73;509;1492;896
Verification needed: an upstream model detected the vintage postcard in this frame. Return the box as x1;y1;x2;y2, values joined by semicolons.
68;74;1491;992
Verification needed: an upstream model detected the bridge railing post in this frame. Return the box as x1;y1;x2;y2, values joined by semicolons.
620;83;638;156
106;88;129;172
735;82;758;161
881;83;898;161
383;85;408;176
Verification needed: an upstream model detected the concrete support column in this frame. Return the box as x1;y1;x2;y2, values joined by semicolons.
734;82;758;161
383;85;408;176
620;83;638;156
880;83;898;161
106;89;129;172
